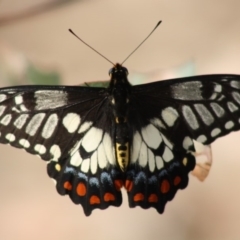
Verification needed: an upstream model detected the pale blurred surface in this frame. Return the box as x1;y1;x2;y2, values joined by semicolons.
0;0;240;240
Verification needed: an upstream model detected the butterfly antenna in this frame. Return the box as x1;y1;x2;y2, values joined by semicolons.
121;20;162;65
69;29;115;65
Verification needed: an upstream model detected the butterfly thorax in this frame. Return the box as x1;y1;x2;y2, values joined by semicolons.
108;64;132;172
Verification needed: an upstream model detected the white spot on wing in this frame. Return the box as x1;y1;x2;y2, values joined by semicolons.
131;131;142;163
0;94;7;102
15;95;23;104
194;104;214;125
82;127;103;152
90;151;98;174
183;136;193;150
50;144;61;161
227;101;238;112
0;114;12;126
210;103;225;117
19;138;30;148
70;151;82;167
148;149;155;172
42;114;58;139
211;128;221;137
35;90;68;110
161;107;179;127
97;143;108;169
171;81;203;100
225;121;234;129
156;156;164;170
230;80;240;89
12;107;20;113
196;135;207;143
214;84;222;92
5;133;15;142
0;106;6;116
81;159;90;173
163;147;173;162
78;121;93;134
141;124;162;149
34;144;46;155
182;105;199;130
139;142;147;167
150;118;166;129
26;113;46;136
69;140;81;156
20;104;28;112
62;113;80;133
232;92;240;105
161;134;173;150
102;133;115;165
14;114;29;129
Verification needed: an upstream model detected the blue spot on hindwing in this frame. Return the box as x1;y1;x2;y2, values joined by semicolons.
148;175;157;184
101;172;113;186
135;171;147;184
64;166;76;174
77;172;88;181
89;177;99;187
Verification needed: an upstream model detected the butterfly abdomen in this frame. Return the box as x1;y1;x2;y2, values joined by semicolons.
108;64;132;172
112;91;131;172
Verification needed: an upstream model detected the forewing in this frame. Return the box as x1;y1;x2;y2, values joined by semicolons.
126;74;240;213
0;85;122;215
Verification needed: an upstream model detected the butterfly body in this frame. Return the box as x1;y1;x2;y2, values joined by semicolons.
108;64;131;171
0;64;240;216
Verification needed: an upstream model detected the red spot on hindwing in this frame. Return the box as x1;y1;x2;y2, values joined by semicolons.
63;181;72;191
76;183;86;196
90;195;101;205
133;193;144;202
114;180;123;191
124;180;133;192
104;193;115;202
174;176;181;186
161;180;170;193
148;194;158;203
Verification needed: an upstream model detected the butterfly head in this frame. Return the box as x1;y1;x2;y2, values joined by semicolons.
109;63;129;78
108;63;130;88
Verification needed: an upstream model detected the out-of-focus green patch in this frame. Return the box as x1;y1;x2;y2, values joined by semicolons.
27;64;60;85
175;61;195;77
130;61;195;85
0;42;61;86
81;81;109;88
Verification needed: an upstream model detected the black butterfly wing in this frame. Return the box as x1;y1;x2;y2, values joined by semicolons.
1;74;239;215
0;85;122;216
126;74;240;213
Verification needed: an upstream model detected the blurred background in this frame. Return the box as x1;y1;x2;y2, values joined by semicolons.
0;0;240;239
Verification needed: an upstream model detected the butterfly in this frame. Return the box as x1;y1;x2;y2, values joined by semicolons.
0;62;240;216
